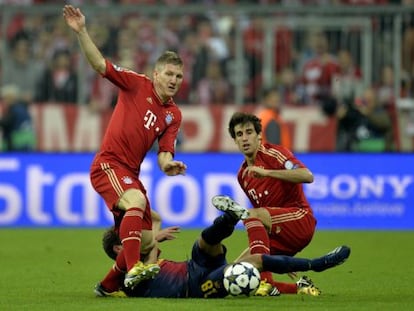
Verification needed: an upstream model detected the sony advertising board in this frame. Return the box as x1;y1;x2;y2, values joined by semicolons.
0;153;413;230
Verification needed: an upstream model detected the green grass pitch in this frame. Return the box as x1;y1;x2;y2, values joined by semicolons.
1;228;413;311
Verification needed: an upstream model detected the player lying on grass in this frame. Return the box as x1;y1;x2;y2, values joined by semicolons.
95;206;351;298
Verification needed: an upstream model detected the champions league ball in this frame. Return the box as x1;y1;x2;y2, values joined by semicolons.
223;262;261;296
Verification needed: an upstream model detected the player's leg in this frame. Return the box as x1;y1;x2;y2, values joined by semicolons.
199;208;241;256
190;212;235;299
211;196;272;268
90;164;145;271
244;245;351;274
242;208;279;295
96;227;159;296
263;206;316;295
211;195;277;295
95;248;128;297
90;164;159;290
117;189;146;268
90;165;130;295
118;189;160;288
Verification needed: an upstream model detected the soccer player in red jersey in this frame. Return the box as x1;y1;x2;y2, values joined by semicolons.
63;5;187;291
213;111;318;296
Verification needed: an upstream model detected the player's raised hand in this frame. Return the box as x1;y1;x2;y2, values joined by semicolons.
156;226;180;243
163;161;187;176
62;5;85;34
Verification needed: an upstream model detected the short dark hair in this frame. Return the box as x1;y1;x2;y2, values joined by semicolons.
228;112;262;139
102;226;121;260
155;51;183;70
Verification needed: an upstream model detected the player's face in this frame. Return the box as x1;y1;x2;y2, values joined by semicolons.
153;63;184;102
233;122;261;157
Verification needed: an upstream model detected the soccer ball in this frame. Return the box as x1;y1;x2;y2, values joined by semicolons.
223;262;261;296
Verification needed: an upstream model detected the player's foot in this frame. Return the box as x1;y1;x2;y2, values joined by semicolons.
94;283;127;298
124;261;160;289
296;276;321;296
212;195;249;220
311;245;351;272
254;280;281;296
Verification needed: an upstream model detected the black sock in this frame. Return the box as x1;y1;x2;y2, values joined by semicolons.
201;213;237;245
262;254;311;274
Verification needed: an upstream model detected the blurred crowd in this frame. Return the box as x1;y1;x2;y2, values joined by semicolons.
1;1;414;152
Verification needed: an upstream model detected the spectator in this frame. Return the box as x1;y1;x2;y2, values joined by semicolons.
298;31;339;105
353;87;394;151
34;49;78;104
2;34;43;101
190;17;229;98
196;60;231;105
0;84;36;151
376;64;395;107
331;49;363;104
276;67;300;106
336;87;393;152
257;87;292;149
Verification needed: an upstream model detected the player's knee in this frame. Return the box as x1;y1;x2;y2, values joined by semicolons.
248;208;271;230
118;189;146;210
249;208;267;220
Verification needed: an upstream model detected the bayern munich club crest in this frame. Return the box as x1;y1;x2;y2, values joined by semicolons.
165;111;174;125
121;176;133;184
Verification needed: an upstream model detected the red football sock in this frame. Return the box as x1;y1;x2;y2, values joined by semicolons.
243;218;276;285
270;280;298;294
101;249;127;292
119;207;143;271
243;217;270;255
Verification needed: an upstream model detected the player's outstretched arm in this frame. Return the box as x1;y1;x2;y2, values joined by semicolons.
243;166;313;183
62;5;106;74
151;210;180;242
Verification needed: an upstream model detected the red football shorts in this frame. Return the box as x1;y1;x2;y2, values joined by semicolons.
90;162;152;230
264;206;316;256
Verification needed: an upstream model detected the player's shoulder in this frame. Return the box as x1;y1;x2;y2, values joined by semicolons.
259;143;293;160
107;60;147;78
261;143;288;153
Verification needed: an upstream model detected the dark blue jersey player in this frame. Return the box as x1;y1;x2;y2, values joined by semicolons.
96;201;351;298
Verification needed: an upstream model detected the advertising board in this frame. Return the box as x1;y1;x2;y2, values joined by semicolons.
0;153;413;230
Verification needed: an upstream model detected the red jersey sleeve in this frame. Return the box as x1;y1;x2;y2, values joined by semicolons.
157;106;182;156
265;143;307;170
103;59;144;91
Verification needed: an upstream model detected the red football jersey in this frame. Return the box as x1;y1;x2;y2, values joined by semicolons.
237;143;311;209
93;60;182;175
